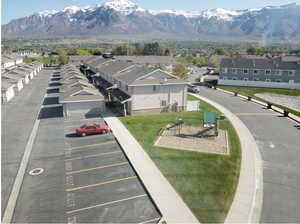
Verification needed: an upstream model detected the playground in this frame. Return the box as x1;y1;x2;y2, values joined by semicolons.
154;112;229;155
120;99;241;223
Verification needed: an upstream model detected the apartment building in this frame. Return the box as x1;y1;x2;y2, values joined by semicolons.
219;58;300;89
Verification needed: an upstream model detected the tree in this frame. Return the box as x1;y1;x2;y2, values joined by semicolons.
172;63;188;80
57;49;69;66
75;49;92;56
247;45;258;55
155;64;166;70
164;48;171;56
214;48;226;55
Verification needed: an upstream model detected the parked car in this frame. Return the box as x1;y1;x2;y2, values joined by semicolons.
76;123;111;137
187;84;200;93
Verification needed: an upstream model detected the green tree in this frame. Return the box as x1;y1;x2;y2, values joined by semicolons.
57;49;69;66
247;45;258;55
75;49;92;56
214;48;226;55
155;64;166;70
164;48;171;56
172;63;188;80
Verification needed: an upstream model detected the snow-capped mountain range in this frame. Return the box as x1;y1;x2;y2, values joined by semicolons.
2;0;300;43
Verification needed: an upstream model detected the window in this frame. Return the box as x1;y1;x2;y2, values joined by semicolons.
244;78;249;81
153;85;160;92
275;79;281;82
222;76;227;80
126;85;128;92
254;77;260;81
275;70;281;76
243;69;248;74
232;77;237;80
288;71;295;76
265;70;271;75
265;79;271;82
161;100;167;107
221;68;227;73
232;69;237;74
86;126;96;130
253;70;258;75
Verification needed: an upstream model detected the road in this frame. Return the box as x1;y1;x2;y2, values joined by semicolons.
2;69;161;223
197;86;300;223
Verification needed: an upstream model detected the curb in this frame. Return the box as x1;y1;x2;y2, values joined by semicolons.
190;93;263;223
216;87;300;124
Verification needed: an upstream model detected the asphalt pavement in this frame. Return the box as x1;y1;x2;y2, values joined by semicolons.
3;68;161;223
197;86;300;223
1;69;53;218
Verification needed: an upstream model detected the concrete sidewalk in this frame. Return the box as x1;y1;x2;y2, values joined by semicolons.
103;115;199;223
189;93;263;223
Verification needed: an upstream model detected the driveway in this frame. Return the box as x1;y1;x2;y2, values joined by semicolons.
197;86;300;223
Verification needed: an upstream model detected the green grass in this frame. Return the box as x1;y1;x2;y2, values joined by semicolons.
217;85;300;117
120;100;241;223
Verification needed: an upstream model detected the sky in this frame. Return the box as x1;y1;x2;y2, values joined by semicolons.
2;0;300;24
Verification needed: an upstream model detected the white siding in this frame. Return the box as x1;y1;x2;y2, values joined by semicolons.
3;86;15;102
64;101;106;117
131;84;186;110
218;79;300;90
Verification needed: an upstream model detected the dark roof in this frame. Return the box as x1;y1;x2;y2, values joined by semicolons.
60;86;104;103
221;58;300;70
97;60;134;75
115;56;176;65
114;64;155;85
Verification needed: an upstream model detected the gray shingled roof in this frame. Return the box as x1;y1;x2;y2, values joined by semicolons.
60;80;94;92
96;60;133;75
114;64;155;85
1;78;15;90
115;56;176;65
60;86;104;103
2;72;23;83
221;58;300;70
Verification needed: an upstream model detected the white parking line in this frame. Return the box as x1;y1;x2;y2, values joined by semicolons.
139;217;161;224
66;194;147;214
65;151;122;161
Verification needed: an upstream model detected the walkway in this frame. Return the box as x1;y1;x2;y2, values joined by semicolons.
104;115;200;223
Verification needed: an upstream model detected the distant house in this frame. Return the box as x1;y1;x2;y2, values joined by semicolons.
1;80;15;103
60;65;106;118
84;59;188;116
1;55;23;69
2;72;24;92
219;58;300;90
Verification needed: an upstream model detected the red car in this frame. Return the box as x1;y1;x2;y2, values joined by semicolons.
76;123;111;137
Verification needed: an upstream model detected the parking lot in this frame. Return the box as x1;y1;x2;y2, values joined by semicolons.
63;118;160;223
8;69;161;223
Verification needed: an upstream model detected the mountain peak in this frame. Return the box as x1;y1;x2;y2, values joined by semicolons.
103;0;139;14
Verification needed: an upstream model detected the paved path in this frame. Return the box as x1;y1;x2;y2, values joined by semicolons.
104;115;199;223
197;87;300;223
190;93;263;223
1;69;53;219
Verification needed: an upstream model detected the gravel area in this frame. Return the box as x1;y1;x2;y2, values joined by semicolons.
155;125;229;155
255;93;300;112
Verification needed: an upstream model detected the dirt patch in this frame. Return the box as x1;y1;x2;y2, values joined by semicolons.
155;125;229;155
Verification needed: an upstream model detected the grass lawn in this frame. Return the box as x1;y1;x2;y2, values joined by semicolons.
217;85;300;117
120;98;241;223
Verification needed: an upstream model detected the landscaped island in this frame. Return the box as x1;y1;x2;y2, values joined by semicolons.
120;95;241;223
